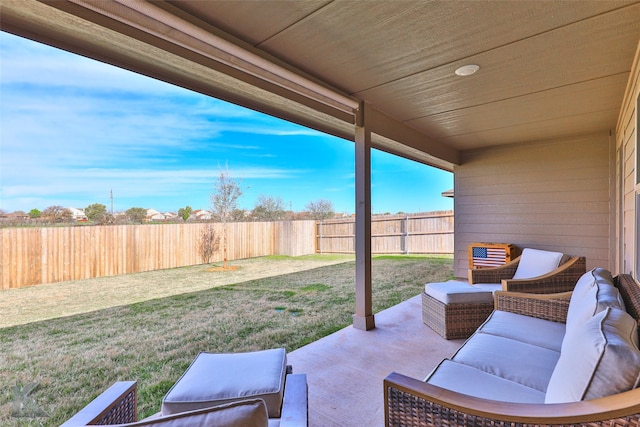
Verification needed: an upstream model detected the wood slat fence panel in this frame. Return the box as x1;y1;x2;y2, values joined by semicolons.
1;212;453;290
1;221;317;290
316;211;453;255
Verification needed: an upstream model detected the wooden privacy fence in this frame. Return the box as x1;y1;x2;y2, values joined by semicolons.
316;211;453;255
0;212;453;290
0;221;316;290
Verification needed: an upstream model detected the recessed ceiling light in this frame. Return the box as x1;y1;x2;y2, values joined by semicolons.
454;64;480;76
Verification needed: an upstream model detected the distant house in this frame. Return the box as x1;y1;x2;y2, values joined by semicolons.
146;208;166;222
67;207;88;222
190;209;213;221
4;211;29;222
164;212;178;221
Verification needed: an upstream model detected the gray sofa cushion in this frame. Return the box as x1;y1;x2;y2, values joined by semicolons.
451;333;560;393
477;310;566;352
162;348;287;418
546;307;640;403
425;359;545;403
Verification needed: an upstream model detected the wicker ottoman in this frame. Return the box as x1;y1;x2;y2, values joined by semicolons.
422;281;495;339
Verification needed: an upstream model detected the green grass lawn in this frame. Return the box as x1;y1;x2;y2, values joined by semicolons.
0;254;453;426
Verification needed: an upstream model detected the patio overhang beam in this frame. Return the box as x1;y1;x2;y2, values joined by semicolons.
368;108;460;171
63;0;361;117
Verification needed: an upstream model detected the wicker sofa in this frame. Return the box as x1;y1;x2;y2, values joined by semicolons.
386;271;640;427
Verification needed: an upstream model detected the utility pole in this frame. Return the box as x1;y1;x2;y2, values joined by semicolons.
110;189;114;214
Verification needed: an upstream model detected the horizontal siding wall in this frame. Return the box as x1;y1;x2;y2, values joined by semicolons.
0;221;317;289
616;41;639;277
454;133;612;279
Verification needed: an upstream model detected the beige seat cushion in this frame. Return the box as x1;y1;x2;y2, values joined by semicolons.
425;359;545;404
477;310;566;352
81;399;268;427
425;281;494;304
451;332;560;393
162;348;287;418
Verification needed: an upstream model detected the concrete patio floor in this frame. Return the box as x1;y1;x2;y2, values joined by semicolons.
288;294;465;427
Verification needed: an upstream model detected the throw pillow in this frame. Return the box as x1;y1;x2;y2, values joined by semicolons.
545;307;640;403
565;268;624;332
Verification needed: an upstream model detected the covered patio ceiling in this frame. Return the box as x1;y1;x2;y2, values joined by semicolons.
2;1;639;171
2;0;639;330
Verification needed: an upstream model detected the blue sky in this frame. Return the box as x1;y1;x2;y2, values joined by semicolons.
0;32;453;215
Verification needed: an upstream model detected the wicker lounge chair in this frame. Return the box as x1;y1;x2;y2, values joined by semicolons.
60;374;307;427
470;252;587;293
61;349;308;427
422;249;586;339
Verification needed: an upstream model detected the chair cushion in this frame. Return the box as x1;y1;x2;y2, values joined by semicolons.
424;281;494;304
477;310;566;352
162;348;287;418
512;248;563;279
81;399;269;427
545;307;640;403
566;268;625;333
425;359;545;403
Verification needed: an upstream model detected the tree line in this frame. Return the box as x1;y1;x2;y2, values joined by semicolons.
0;172;336;227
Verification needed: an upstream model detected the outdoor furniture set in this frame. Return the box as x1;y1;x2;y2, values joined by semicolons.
423;248;587;339
61;348;308;427
386;269;640;427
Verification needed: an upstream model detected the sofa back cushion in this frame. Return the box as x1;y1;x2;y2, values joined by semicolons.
512;248;564;279
545;307;640;403
566;268;625;332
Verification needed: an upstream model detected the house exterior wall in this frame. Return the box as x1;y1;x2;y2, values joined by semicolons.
453;133;612;279
616;42;640;278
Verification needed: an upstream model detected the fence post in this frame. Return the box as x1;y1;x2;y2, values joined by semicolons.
403;215;409;254
318;221;323;254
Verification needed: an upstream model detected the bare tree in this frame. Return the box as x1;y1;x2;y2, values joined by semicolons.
125;207;147;224
305;199;335;220
252;195;286;221
85;203;107;223
210;168;243;268
198;223;220;264
41;205;73;223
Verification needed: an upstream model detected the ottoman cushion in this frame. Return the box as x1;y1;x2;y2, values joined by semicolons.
425;281;494;304
162;348;287;418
